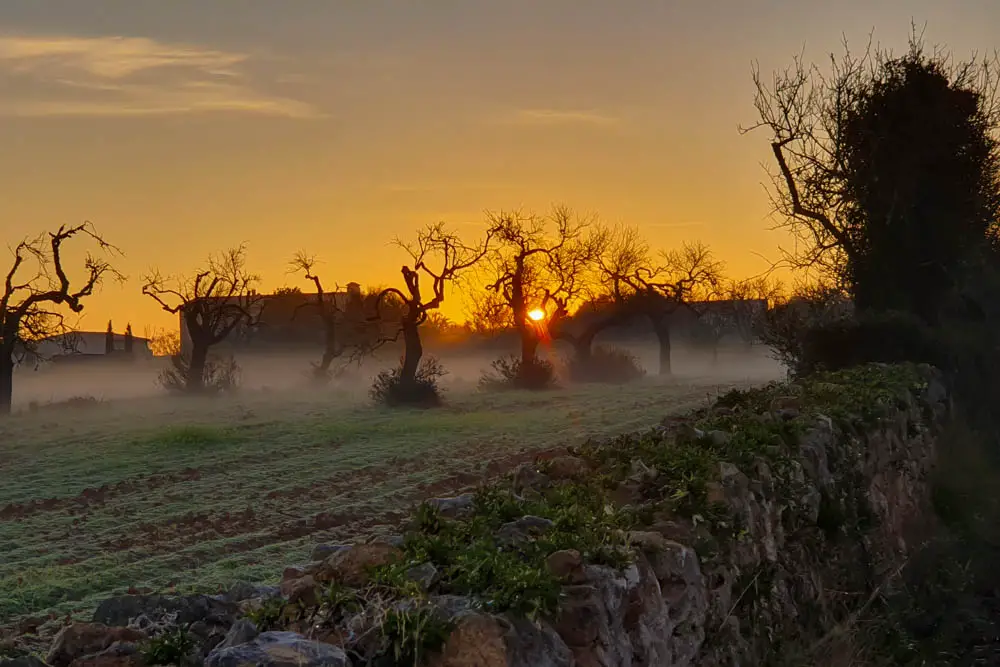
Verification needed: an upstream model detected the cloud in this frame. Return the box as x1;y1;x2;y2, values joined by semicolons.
501;108;621;127
0;34;320;118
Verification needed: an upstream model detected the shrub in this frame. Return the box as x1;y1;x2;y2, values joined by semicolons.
565;345;645;384
370;356;446;408
478;355;557;391
759;285;853;373
158;354;242;395
140;628;197;666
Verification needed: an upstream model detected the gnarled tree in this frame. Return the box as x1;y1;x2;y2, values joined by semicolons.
142;245;262;393
375;223;493;387
606;240;724;375
484;206;607;368
290;252;370;379
743;31;1000;323
0;223;121;415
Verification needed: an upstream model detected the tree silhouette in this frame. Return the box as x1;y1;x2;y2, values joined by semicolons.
484;207;607;369
0;223;121;414
290;252;372;378
601;238;723;375
744;31;1000;323
375;223;493;386
105;320;114;355
141;245;262;392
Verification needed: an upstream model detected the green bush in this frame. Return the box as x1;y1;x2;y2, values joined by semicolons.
370;357;446;408
478;355;557;391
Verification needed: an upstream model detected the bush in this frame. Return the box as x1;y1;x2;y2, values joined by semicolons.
759;285;853;373
478;354;557;391
793;310;942;377
565;345;645;384
370;356;446;408
158;354;242;395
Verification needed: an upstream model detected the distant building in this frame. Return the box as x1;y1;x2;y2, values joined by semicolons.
20;329;153;366
177;283;392;356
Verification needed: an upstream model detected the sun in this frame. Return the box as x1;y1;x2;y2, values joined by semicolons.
528;308;546;322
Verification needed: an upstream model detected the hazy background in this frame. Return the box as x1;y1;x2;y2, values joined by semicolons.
0;0;997;331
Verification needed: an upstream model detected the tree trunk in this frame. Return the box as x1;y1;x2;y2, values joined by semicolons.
400;321;423;384
0;350;13;416
520;327;539;367
650;315;672;376
187;342;208;393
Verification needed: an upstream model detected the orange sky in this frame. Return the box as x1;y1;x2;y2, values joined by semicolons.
0;1;997;333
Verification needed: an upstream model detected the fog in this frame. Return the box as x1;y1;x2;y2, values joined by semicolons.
10;340;786;412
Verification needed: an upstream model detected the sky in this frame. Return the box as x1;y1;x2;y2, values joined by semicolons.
0;0;998;334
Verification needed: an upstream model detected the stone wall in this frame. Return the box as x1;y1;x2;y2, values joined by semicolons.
2;363;948;667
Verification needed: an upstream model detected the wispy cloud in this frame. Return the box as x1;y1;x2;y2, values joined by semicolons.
500;108;621;127
0;34;320;118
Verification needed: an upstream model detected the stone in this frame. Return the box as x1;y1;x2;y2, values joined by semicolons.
545;455;589;480
213;620;259;653
405;562;440;591
426;494;475;518
707;430;732;446
430;613;573;667
497;516;554;544
46;624;145;667
546;549;586;583
627;459;657;483
92;594;237;629
310;544;348;562
706;481;726;505
1;658;49;667
224;582;281;603
369;533;405;548
279;575;318;607
314;542;402;587
512;463;551;495
205;632;348;667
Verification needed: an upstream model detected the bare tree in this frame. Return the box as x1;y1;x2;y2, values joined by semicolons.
374;223;493;385
606;240;724;375
484;206;607;367
289;252;370;379
0;223;121;415
741;30;1000;321
141;245;262;393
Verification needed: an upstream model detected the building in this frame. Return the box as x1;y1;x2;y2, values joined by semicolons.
178;283;391;356
21;329;153;366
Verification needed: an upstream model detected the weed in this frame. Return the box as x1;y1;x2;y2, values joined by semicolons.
140;627;197;666
376;605;454;667
244;597;285;631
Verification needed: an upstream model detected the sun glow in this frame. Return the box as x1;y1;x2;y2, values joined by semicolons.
528;308;546;322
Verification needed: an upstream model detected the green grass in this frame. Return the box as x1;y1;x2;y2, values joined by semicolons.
0;375;761;623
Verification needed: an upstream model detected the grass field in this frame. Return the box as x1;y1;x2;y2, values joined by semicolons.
0;361;780;625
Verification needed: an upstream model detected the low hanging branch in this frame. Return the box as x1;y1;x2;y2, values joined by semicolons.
0;222;122;414
141;245;262;393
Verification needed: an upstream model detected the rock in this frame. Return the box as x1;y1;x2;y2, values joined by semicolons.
92;594;237;629
429;613;572;667
512;463;551;494
707;430;732;446
770;395;801;412
706;480;726;505
426;494;475;518
68;641;142;667
213;620;259;653
497;516;554;544
1;657;49;667
545;456;589;480
314;542;402;587
546;549;586;583
310;544;348;562
370;533;405;548
279;575;318;607
627;459;657;483
205;632;348;667
676;424;706;444
46;624;145;667
405;562;440;591
224;582;281;603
